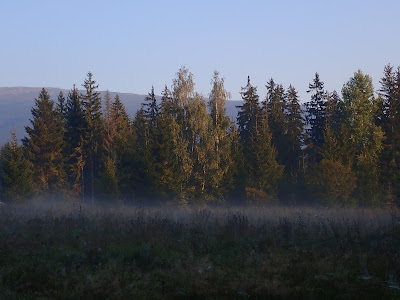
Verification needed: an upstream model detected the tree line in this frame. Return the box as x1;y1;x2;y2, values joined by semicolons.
1;65;399;207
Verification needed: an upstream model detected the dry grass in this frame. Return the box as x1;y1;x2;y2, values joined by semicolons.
0;201;400;298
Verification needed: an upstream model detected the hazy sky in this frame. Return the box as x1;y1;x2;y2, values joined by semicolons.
1;0;399;102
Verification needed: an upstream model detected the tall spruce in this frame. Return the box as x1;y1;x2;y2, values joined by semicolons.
23;88;65;195
81;72;103;204
247;111;283;203
306;73;327;162
64;85;86;198
100;90;119;201
237;76;261;146
143;86;159;132
377;65;400;204
57;91;67;122
264;78;288;164
110;94;133;199
237;76;282;203
285;84;304;179
153;85;184;199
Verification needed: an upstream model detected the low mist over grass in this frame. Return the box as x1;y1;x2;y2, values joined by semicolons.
1;202;400;298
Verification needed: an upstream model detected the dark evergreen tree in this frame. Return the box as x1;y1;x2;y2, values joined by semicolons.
264;78;288;164
285;85;304;184
325;91;343;133
64;85;86;198
0;131;34;202
23;88;65;195
237;76;282;203
57;91;67;122
247;113;283;204
306;73;327;162
81;72;103;204
377;65;400;205
143;86;159;132
131;105;157;199
110;94;133;199
152;86;183;200
237;76;261;146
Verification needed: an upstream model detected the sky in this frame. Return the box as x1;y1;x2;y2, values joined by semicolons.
0;0;399;102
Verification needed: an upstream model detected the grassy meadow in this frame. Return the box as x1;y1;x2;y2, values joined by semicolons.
1;202;400;299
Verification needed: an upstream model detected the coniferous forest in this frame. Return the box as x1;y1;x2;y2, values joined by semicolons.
1;65;400;207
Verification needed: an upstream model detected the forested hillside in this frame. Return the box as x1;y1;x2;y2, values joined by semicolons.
1;65;399;206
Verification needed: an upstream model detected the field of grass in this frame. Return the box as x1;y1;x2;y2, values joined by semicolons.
1;202;400;299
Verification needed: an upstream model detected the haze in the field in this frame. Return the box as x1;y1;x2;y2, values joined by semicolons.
1;1;399;101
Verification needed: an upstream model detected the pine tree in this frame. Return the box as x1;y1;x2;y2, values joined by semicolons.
23;88;65;195
0;131;34;202
81;72;103;204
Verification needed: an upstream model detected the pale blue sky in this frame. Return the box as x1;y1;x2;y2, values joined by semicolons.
0;0;399;101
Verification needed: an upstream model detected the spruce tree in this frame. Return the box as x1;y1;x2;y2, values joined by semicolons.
143;86;159;132
110;94;133;199
237;77;282;203
377;65;400;205
306;73;327;162
264;78;288;164
57;91;67;122
23;88;65;195
64;85;86;198
100;90;119;201
237;76;261;146
285;85;303;172
81;72;103;204
247;113;283;203
132;105;157;199
152;86;185;200
0;131;34;202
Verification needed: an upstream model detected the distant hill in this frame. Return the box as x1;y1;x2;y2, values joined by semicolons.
0;87;241;144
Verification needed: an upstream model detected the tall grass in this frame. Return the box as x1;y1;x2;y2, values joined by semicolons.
0;202;399;298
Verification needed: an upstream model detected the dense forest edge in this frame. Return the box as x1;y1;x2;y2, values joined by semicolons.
1;65;400;207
